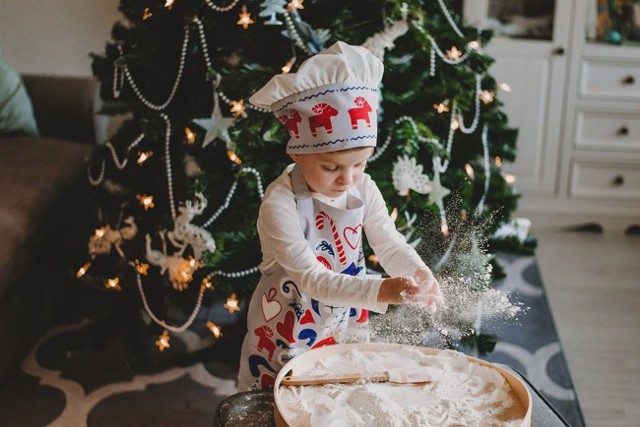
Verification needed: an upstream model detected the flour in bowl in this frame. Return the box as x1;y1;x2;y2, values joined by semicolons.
277;347;527;426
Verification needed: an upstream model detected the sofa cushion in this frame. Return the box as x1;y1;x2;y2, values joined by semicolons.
0;137;91;300
0;53;38;136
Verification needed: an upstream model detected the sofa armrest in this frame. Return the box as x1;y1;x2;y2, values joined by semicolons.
21;74;97;145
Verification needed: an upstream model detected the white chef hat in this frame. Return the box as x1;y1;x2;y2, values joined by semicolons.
250;41;384;154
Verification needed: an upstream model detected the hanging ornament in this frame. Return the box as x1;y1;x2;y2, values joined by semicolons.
167;193;217;259
259;0;287;25
236;5;255;30
183;153;202;178
224;293;241;313
88;217;138;257
392;155;432;196
155;330;171;352
134;259;150;276
145;234;201;291
137;151;153;165
362;3;409;60
192;87;235;148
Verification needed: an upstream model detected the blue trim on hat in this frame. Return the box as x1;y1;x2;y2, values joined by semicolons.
274;85;379;113
288;134;376;151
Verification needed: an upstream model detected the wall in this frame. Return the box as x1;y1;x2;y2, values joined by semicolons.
0;0;121;77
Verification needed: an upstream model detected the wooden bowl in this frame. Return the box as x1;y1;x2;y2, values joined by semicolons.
273;343;531;427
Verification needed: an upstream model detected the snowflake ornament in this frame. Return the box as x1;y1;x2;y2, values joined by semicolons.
392;155;432;196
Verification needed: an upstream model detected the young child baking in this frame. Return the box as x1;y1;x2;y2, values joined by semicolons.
237;41;443;390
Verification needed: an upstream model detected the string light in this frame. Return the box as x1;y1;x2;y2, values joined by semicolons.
288;0;304;11
434;100;450;113
368;254;380;264
106;277;122;291
230;99;247;117
142;8;153;20
76;262;92;278
155;330;171;351
164;0;175;9
498;82;512;93
441;220;449;237
467;40;481;50
227;151;242;164
137;151;153;165
135;260;150;276
446;46;462;60
503;173;517;184
390;207;399;222
185;127;196;144
224;293;240;313
465;163;475;179
495;156;502;167
137;194;155;210
202;277;214;289
479;90;495;105
450;116;460;130
281;57;296;74
95;226;108;238
236;5;255;30
207;321;223;338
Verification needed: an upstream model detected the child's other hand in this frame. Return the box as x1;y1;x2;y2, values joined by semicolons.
377;276;420;304
413;267;444;315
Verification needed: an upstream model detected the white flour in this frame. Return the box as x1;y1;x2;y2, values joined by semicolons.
277;348;526;426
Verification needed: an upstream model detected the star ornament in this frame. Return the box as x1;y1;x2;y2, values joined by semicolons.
428;169;451;213
237;5;255;30
192;89;234;148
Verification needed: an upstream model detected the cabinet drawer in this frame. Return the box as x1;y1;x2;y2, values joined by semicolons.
575;110;640;151
579;59;640;99
570;161;640;200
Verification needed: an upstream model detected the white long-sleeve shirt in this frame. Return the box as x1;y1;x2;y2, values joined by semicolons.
257;164;427;314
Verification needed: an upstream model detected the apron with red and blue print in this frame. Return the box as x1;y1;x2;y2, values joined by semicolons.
237;165;369;390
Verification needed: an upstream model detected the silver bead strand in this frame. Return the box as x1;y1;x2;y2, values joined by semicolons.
161;113;177;220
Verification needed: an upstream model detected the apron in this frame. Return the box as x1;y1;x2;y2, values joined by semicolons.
237;165;369;390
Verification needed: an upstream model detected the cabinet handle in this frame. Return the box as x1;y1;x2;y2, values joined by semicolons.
622;75;635;85
617;126;629;136
613;175;625;186
553;47;565;56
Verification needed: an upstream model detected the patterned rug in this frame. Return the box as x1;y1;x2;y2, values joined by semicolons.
0;256;584;426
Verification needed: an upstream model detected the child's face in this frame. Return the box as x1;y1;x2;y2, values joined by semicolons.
290;147;374;198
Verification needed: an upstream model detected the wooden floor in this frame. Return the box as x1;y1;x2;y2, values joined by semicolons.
521;211;640;427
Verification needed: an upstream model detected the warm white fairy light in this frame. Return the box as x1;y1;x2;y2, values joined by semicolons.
368;254;380;264
465;163;475;179
164;0;175;9
467;40;480;50
495;156;502;167
446;46;462;60
227;151;242;164
237;5;255;30
155;330;171;352
185;127;196;144
390;207;399;222
503;173;517;184
281;57;296;74
202;277;214;289
207;321;223;338
434;100;450;113
76;262;92;278
288;0;304;11
143;8;153;20
441;219;449;236
230;99;247;117
95;227;108;238
450;116;460;130
135;259;149;276
480;90;495;104
137;194;155;210
498;82;512;93
224;293;240;313
106;277;122;291
137;151;153;165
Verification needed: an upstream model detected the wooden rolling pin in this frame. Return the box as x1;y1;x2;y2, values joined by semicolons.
281;367;433;386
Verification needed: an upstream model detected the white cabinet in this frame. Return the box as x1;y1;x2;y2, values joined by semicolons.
464;0;640;217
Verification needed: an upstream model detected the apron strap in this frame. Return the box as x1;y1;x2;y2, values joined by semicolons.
290;165;315;236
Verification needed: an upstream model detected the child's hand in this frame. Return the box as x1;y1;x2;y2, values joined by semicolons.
377;276;422;304
414;267;444;315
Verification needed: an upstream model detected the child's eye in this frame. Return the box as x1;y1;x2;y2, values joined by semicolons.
322;165;338;172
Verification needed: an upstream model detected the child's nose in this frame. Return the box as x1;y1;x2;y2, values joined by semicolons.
338;171;353;186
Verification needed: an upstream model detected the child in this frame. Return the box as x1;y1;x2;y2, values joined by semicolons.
237;41;443;390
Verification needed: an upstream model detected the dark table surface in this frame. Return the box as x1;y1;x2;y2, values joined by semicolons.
217;366;571;426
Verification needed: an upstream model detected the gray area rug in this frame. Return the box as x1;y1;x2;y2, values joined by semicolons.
0;256;584;426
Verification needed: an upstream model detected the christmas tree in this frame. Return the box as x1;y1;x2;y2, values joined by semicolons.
82;0;533;358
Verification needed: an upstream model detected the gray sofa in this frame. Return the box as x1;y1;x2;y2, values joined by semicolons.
0;75;96;381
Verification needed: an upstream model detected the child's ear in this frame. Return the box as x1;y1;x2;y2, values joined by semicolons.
289;153;300;163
